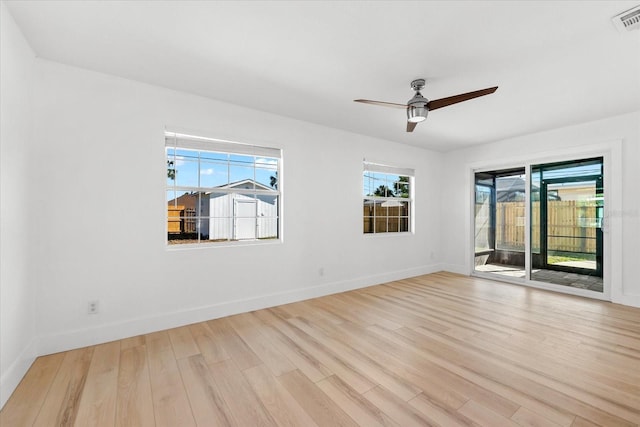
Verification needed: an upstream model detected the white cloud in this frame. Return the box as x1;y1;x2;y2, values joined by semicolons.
200;168;215;175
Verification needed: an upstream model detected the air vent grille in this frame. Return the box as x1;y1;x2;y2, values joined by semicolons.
612;5;640;32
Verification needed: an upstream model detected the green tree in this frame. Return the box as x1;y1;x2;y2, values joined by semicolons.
167;160;176;180
394;176;409;198
270;171;278;190
373;185;394;197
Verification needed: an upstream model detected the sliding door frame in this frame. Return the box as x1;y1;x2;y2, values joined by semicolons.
467;141;621;302
539;172;603;276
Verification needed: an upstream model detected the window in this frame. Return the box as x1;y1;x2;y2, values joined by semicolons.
363;162;413;234
166;131;281;245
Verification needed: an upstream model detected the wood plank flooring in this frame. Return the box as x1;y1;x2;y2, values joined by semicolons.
2;272;639;426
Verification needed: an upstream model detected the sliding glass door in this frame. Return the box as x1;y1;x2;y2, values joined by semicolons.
474;168;526;279
531;158;603;292
474;157;604;295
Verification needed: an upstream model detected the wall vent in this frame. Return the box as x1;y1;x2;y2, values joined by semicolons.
612;5;640;32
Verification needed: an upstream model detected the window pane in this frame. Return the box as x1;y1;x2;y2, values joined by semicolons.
167;215;199;244
531;169;541;253
364;172;386;196
387;217;399;232
495;174;526;252
167;190;178;206
363;216;374;233
166;148;177;186
257;217;278;239
200;159;228;188
372;184;393;197
196;193;209;218
375;217;388;233
167;190;199;239
475;185;492;251
234;194;257;217
167;202;181;235
540;159;602;180
206;217;232;242
200;151;228;162
375;204;388;218
255;157;278;189
175;154;199;187
229;155;255;186
394;177;410;198
257;194;278;217
209;192;231;217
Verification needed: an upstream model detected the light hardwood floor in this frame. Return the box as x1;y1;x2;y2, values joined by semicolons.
2;272;639;426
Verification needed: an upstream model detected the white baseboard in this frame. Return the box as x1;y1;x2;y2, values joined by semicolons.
613;293;640;308
440;263;469;275
1;338;38;410
37;263;442;356
443;263;640;308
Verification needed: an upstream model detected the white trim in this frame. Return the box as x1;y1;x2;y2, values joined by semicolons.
165;130;281;158
363;161;415;177
363;161;414;235
363;231;414;239
36;263;442;356
0;338;38;409
467;140;622;302
524;164;532;281
605;141;623;304
166;129;282;247
472;270;610;301
166;237;282;251
170;186;278;196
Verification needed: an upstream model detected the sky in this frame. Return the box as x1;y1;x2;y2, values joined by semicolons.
166;148;278;200
363;172;409;198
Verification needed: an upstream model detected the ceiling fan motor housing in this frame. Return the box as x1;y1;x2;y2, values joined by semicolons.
407;80;428;122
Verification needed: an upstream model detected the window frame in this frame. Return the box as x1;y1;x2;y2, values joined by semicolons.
363;161;414;235
165;131;282;248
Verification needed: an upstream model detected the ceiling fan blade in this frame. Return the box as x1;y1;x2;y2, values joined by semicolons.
406;121;417;132
354;99;407;109
427;86;498;111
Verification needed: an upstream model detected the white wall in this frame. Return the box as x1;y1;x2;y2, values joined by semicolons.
441;111;640;307
30;59;443;355
3;3;638;408
0;2;38;408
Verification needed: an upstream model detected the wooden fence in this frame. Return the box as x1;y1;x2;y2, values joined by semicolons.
167;205;197;234
495;201;597;254
363;204;409;233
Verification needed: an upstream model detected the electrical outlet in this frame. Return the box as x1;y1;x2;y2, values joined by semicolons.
88;300;99;314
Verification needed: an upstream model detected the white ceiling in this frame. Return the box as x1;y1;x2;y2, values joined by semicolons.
5;1;640;151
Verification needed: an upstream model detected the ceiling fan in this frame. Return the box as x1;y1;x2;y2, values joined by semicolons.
354;79;498;132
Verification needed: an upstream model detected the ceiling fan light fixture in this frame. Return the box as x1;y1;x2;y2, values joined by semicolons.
407;105;427;123
354;78;497;132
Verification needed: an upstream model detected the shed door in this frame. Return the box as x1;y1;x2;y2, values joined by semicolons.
234;200;256;240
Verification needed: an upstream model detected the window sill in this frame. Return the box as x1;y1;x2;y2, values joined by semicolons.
363;232;414;238
166;238;282;250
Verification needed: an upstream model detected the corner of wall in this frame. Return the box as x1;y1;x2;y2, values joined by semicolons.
0;1;38;409
0;339;38;408
440;263;469;276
